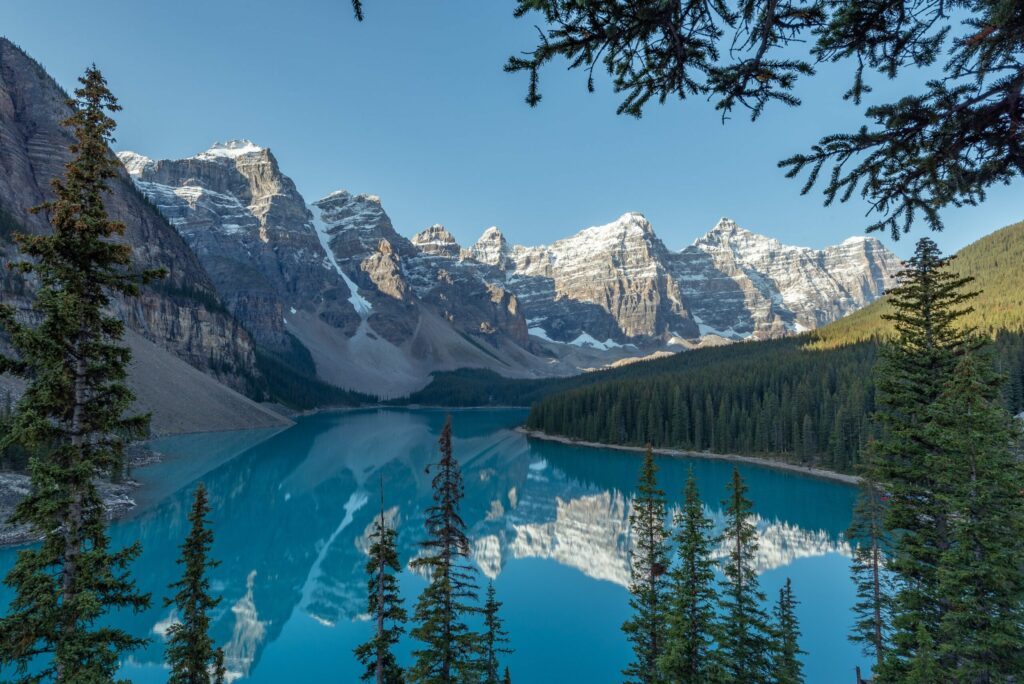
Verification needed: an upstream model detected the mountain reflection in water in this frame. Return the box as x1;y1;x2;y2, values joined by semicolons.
0;408;863;683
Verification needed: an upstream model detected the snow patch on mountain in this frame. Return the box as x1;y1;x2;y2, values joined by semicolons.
118;151;153;175
193;139;264;160
308;203;372;316
569;333;623;350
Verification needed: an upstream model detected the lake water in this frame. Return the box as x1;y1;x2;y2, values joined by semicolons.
0;408;865;683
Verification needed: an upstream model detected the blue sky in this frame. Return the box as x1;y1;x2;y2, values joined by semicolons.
4;0;1020;257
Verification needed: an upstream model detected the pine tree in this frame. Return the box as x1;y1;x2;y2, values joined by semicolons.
622;446;670;684
846;474;893;676
0;66;159;681
409;417;481;683
165;483;226;684
904;625;941;684
715;468;773;683
926;353;1024;680
479;582;512;684
770;578;804;684
502;666;511;684
659;469;717;683
872;237;978;676
355;480;408;684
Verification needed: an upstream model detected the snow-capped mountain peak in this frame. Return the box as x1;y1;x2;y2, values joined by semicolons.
693;217;781;252
192;139;265;160
117;151;153;176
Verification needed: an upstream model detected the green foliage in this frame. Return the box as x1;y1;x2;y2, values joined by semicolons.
622;447;670;684
0;205;28;242
504;0;820;119
354;483;408;684
408;417;482;683
846;476;893;676
498;1;1024;237
0;391;33;472
527;338;882;472
770;579;804;684
926;353;1024;681
812;219;1024;349
165;483;226;684
479;582;511;684
715;469;773;683
659;470;718;684
871;238;980;676
0;66;154;681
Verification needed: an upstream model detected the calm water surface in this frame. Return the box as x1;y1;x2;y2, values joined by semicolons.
0;408;865;683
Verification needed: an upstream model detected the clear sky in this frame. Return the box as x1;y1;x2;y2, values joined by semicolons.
3;0;1020;257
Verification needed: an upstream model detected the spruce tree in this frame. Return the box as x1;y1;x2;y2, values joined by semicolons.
409;417;481;683
479;582;512;684
355;480;407;684
770;578;804;684
0;66;158;681
927;353;1024;680
622;446;670;684
904;625;940;684
659;469;717;683
715;468;773;683
165;483;226;684
502;666;511;684
872;237;978;676
846;474;893;675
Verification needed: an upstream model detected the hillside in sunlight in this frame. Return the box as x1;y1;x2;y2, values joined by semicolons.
809;219;1024;350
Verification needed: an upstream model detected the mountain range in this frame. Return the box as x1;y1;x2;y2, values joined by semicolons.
0;37;900;425
119;139;899;398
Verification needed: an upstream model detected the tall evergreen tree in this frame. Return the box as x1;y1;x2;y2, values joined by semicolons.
927;353;1024;681
770;578;804;684
479;582;511;684
502;666;511;684
846;474;893;676
659;469;717;683
715;468;773;683
355;480;407;684
872;237;978;676
0;66;158;681
622;446;670;684
165;483;226;684
409;417;481;683
904;625;941;684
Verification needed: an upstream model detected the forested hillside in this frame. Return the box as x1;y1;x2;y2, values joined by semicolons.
524;221;1024;473
810;220;1024;349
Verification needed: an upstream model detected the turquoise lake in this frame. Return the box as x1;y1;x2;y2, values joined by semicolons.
0;408;866;682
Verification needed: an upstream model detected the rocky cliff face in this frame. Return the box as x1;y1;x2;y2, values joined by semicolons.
456;214;898;348
673;218;900;339
120;142;359;351
497;213;699;343
123;155;544;397
0;38;258;393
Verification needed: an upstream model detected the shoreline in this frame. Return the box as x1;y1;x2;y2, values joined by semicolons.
516;427;861;485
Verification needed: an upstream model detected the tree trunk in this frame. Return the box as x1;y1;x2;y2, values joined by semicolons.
58;340;88;681
376;546;384;684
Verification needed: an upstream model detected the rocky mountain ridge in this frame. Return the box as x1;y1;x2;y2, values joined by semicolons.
121;138;900;397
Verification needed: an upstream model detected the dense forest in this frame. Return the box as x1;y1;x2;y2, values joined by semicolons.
524;333;1024;473
524;221;1024;473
